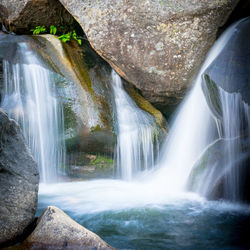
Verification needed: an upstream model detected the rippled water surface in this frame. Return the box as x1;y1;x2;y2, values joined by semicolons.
38;182;250;249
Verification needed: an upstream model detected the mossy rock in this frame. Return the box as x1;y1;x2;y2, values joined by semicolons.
30;35;114;131
63;102;78;131
124;83;168;133
66;153;114;179
90;155;114;166
65;126;116;155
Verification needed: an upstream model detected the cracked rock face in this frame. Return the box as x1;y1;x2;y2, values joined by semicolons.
59;0;239;114
0;109;39;245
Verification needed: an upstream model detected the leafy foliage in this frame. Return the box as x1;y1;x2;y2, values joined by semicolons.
90;155;114;166
30;25;47;35
50;25;57;35
30;25;82;45
58;30;82;45
58;32;72;43
72;30;82;45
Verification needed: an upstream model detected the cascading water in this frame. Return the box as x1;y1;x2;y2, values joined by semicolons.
1;42;65;183
151;18;250;197
37;18;249;200
150;82;217;192
111;70;159;180
187;18;250;202
218;88;249;201
36;19;250;249
191;85;250;201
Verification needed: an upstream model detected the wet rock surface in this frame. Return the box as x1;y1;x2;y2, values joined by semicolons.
188;138;250;203
204;18;250;106
0;109;39;246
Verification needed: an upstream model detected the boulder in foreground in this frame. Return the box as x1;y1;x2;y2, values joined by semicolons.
0;109;39;246
24;206;113;249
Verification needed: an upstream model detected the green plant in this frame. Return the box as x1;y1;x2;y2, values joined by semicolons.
50;25;57;35
30;25;82;45
58;30;82;45
58;32;72;43
90;155;114;166
72;30;82;45
30;25;47;35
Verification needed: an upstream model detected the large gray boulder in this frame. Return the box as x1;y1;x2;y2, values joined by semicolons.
0;109;39;245
23;206;113;249
59;0;239;114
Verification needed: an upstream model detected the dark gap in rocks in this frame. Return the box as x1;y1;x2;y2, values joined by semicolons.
0;0;83;38
217;0;250;38
50;1;109;70
224;0;250;26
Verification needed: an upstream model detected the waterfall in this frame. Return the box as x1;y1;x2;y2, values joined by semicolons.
186;18;250;202
150;79;217;192
1;42;65;183
152;19;249;195
193;86;250;201
37;19;250;239
111;70;159;180
218;88;249;201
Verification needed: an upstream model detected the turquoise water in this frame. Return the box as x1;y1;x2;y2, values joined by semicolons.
38;188;250;250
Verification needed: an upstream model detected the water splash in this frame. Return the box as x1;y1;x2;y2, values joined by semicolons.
111;70;159;180
1;42;65;183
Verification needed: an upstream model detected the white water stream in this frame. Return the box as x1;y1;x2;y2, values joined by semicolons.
1;43;65;183
38;18;250;211
147;19;248;193
219;89;250;201
0;18;248;214
111;70;159;180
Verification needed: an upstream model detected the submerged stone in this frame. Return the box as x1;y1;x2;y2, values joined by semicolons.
188;137;250;203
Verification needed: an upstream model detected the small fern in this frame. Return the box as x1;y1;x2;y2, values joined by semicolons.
58;32;72;43
30;25;82;45
30;25;47;35
58;30;82;45
72;30;82;45
50;25;57;35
